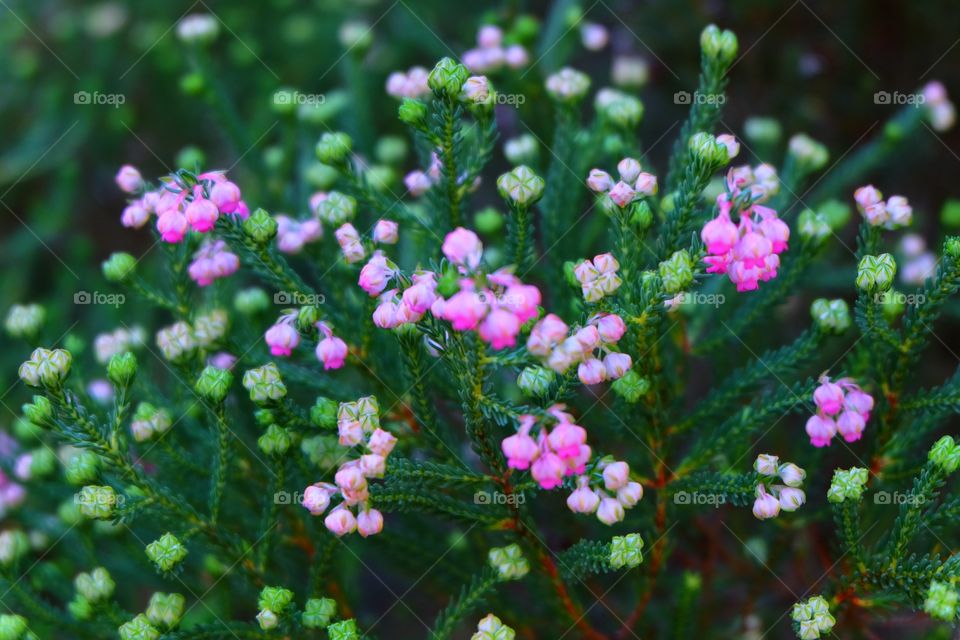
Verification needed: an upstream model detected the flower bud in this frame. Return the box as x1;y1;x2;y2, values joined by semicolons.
310;396;339;428
788;134;829;172
428;57;469;99
258;424;292;456
65;451;100;486
316;191;357;226
78;485;118;520
503;134;538;165
146;592;185;629
924;580;959;622
107;351;138;387
700;24;738;63
195;366;234;403
517;366;556;397
609;533;644;569
826;467;869;503
145;533;187;572
545;68;591;102
472;613;515;640
398;98;428;129
327;619;361;640
0;530;29;566
119;614;161;640
75;567;115;603
242;363;287;405
303;597;337;629
856;254;896;293
658;250;694;294
611;370;650;403
234;288;270;316
4;304;45;339
22;396;53;427
778;463;806;487
488;543;529;581
338;20;372;51
688;132;730;168
497;166;545;206
243;208;278;245
928;435;960;473
0;615;28;640
754;454;779;476
315;132;353;165
743;116;782;145
19;348;72;388
796;209;831;245
258;585;295;615
102;252;137;283
944;235;960;260
810;298;851;334
778;487;806;512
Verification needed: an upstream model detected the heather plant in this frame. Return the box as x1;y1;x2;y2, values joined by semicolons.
4;10;960;640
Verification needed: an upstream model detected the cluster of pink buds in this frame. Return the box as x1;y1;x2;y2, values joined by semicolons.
567;458;643;525
335;223;366;264
923;81;956;132
899;234;937;285
302;397;396;537
463;25;528;73
527;313;630;384
805;376;874;447
404;154;443;197
315;322;348;370
573;253;622;302
264;312;299;357
188;240;240;287
701;164;789;292
854;185;913;230
752;454;806;520
374;272;439;329
116;166;247;243
385;66;430;99
276;215;322;254
586;158;658;207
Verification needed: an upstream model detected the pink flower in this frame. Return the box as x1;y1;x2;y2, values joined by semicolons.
602;461;630;491
402;273;438;314
442;290;487;331
701;214;738;255
303;483;335;515
531;452;565;490
373;299;400;329
316;335;348;370
157;210;188;243
360;453;386;477
442;227;483;270
210;180;241;214
813;379;845;415
854;185;883;210
368;428;397;457
501;284;541;323
185;197;219;232
372;220;399;244
477;25;502;48
502;428;538;470
634;172;658;196
844;388;874;417
805;414;836;448
836;410;866;443
358;253;395;297
547;422;587;459
594;314;626;343
357;508;384;537
577;359;607;385
617;158;642;183
716;134;740;159
188;240;239;286
115;165;143;193
574;325;601;352
586;169;613;192
617;482;644;507
265;321;299;357
504;45;529;68
752;485;780;520
335;465;367;492
608;181;636;207
208;352;237;370
404;171;432;196
121;202;150;228
324;506;357;536
597;497;625;525
335;223;366;264
567;478;600;513
478;308;521;350
603;352;632;379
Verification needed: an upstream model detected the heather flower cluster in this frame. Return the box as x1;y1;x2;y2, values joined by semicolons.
586;157;658;207
501;405;642;525
462;25;529;73
854;185;912;229
302;397;395;538
573;253;622;302
805;376;874;447
527;312;631;386
752;454;807;520
791;596;836;639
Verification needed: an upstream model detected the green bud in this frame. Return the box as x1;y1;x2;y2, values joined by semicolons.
146;592;185;629
315;191;357;226
19;347;72;388
242;363;287;405
58;498;83;526
256;609;278;631
545;67;591;103
254;409;275;427
398;98;428;129
629;200;654;230
234;288;271;315
107;352;138;387
302;597;337;629
102;252;137;283
68;595;93;620
474;207;505;235
437;268;460;298
145;533;187;572
700;24;738;64
118;614;160;640
856;254;896;293
517;366;556;397
327;619;361;640
0;530;29;566
941;199;960;227
65;451;101;486
301;435;341;469
195;366;234;403
315;131;353;165
258;586;295;615
22;396;52;428
928;436;960;473
658;250;694;294
503;134;538;166
310;397;339;428
810;299;851;334
826;467;869;503
243;208;278;245
609;533;644;569
428;57;469;99
75;567;115;603
788;134;829;172
4;304;45;339
817;199;851;231
877;289;905;320
472;613;515;640
792;595;835;638
338;20;372;51
497;165;545;206
488;544;529;581
78;485;119;520
0;614;27;640
258;424;292;456
924;580;959;622
797;209;831;245
595;89;644;129
944;236;960;259
611;370;650;403
688;132;730;168
743;116;782;145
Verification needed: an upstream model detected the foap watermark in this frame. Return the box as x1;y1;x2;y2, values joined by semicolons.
74;291;125;308
474;490;525;506
672;292;726;308
74;490;125;509
674;91;726;106
273;91;326;107
274;291;326;305
873;291;926;306
273;491;306;506
673;490;726;507
492;92;526;107
874;91;925;107
74;91;126;108
874;491;926;506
